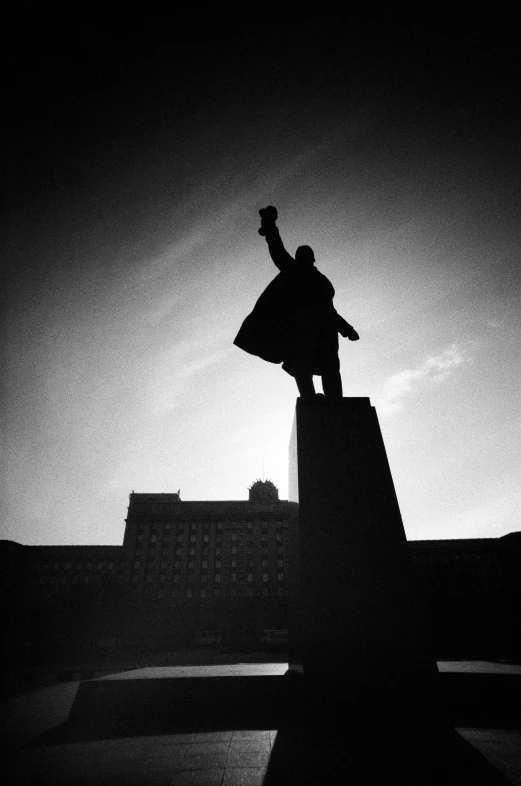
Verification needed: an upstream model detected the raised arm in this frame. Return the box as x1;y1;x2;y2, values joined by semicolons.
258;205;295;273
264;225;295;272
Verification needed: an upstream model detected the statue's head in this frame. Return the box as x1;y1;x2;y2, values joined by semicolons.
295;245;315;267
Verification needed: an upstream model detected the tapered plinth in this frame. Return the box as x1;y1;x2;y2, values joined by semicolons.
288;397;438;700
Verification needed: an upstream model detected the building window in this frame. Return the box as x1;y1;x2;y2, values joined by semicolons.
75;562;82;570
134;561;140;569
190;535;196;543
201;574;208;583
261;535;268;542
247;523;253;530
216;548;222;556
97;562;103;570
176;548;182;556
247;574;253;582
246;587;253;596
278;573;284;582
231;573;237;582
262;521;268;529
203;535;209;543
159;574;166;583
108;561;114;569
137;534;144;542
161;560;168;568
186;589;192;598
215;574;221;583
172;589;179;597
187;574;194;583
262;588;269;596
152;523;158;530
177;535;183;543
191;523;197;530
262;547;268;556
200;589;207;598
262;574;269;582
174;560;181;569
202;560;208;569
150;535;157;543
276;534;282;542
146;575;152;583
232;534;237;541
86;562;92;570
173;575;180;584
232;547;237;555
262;559;268;568
165;523;171;530
188;560;195;569
277;559;284;567
214;589;221;597
231;560;237;568
215;560;221;568
158;589;164;598
278;588;286;596
217;523;223;530
189;548;196;556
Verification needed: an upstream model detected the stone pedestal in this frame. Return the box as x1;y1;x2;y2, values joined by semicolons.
288;397;438;701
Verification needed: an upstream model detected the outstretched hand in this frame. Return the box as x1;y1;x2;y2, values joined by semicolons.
346;326;360;341
258;205;278;236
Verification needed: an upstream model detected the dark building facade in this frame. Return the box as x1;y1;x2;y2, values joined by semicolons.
2;481;520;660
119;481;296;649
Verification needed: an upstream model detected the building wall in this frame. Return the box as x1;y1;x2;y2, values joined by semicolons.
2;493;520;658
21;545;124;596
123;495;295;603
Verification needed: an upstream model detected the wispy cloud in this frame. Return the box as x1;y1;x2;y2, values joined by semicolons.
132;140;336;287
376;343;472;415
146;337;231;416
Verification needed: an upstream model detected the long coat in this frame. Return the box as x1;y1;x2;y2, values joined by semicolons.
234;230;351;376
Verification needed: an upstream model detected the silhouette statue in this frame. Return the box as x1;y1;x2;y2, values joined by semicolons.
234;206;359;399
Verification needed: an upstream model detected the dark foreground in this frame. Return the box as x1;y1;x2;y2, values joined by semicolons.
3;662;521;785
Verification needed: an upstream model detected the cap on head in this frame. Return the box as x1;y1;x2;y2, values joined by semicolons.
295;245;315;266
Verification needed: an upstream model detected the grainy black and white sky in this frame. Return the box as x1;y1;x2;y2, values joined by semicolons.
2;12;520;545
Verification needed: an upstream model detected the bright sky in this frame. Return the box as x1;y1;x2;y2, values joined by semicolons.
3;16;520;545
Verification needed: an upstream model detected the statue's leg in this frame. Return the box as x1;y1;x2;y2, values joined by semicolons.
320;341;343;399
322;369;343;398
295;372;316;399
291;343;316;399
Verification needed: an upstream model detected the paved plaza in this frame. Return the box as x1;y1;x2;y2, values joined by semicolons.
3;662;521;785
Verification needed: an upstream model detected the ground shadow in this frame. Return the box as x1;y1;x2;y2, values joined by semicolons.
24;672;516;784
